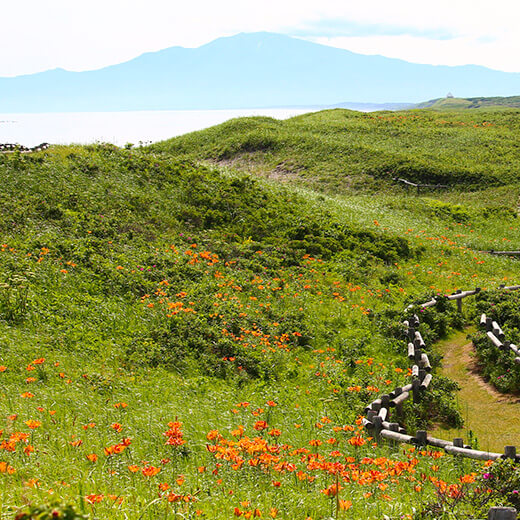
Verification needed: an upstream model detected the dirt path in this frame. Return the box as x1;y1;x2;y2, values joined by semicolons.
434;328;520;452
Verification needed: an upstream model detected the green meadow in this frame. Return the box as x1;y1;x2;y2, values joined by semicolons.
151;108;520;191
1;108;520;519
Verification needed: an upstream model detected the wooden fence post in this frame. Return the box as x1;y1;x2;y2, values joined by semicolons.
415;430;427;446
412;379;421;403
504;446;517;459
389;423;399;446
488;506;517;520
373;416;383;440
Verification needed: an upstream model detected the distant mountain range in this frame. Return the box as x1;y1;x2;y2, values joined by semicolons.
1;32;520;112
329;101;414;111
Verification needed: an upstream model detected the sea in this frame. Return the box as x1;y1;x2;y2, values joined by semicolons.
0;108;317;148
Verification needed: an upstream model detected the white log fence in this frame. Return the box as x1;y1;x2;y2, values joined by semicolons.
405;288;481;313
0;143;50;153
363;283;520;465
481;250;520;257
393;177;450;193
481;314;520;365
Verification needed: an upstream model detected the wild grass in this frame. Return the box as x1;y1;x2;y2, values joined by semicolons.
150;108;520;191
417;96;520;110
1;114;520;518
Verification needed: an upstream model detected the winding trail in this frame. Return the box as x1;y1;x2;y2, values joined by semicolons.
434;327;520;452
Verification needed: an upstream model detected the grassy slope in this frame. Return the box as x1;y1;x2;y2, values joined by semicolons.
1;117;520;519
150;108;520;192
417;96;520;110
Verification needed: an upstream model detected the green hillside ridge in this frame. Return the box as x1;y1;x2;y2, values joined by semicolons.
2;121;520;518
416;95;520;110
150;108;520;192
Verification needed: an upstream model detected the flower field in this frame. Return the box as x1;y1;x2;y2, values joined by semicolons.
1;110;520;518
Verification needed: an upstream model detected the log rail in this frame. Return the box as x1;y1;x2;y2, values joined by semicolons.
0;142;50;153
393;177;449;193
363;283;520;464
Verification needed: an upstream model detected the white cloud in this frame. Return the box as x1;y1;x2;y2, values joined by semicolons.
1;0;519;76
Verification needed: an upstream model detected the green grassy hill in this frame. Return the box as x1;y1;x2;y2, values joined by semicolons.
2;115;520;519
417;95;520;110
150;108;520;192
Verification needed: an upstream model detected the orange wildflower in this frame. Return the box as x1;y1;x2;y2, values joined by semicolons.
253;421;268;431
24;420;41;429
164;421;186;446
85;494;103;504
142;465;161;477
460;473;476;484
339;500;352;510
321;483;342;496
23;445;35;455
348;436;366;447
111;422;123;432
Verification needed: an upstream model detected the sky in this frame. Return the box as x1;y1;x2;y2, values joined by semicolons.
2;0;519;77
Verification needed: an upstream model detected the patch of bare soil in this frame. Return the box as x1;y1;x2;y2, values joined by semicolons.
208;156;304;183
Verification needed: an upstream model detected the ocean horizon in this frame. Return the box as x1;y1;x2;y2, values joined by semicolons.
0;108;319;148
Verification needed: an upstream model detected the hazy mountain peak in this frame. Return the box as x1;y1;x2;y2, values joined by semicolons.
0;32;519;112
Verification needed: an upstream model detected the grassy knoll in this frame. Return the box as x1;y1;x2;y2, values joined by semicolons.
1;117;520;519
417;96;520;110
150;108;520;192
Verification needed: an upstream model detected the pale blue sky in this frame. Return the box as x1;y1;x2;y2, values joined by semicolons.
2;0;519;77
288;19;458;40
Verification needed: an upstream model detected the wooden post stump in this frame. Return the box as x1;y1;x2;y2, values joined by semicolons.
486;317;493;331
388;423;399;446
453;438;464;448
391;387;402;399
415;430;427;446
412;379;421;403
504;446;517;460
373;416;383;439
488;506;517;520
